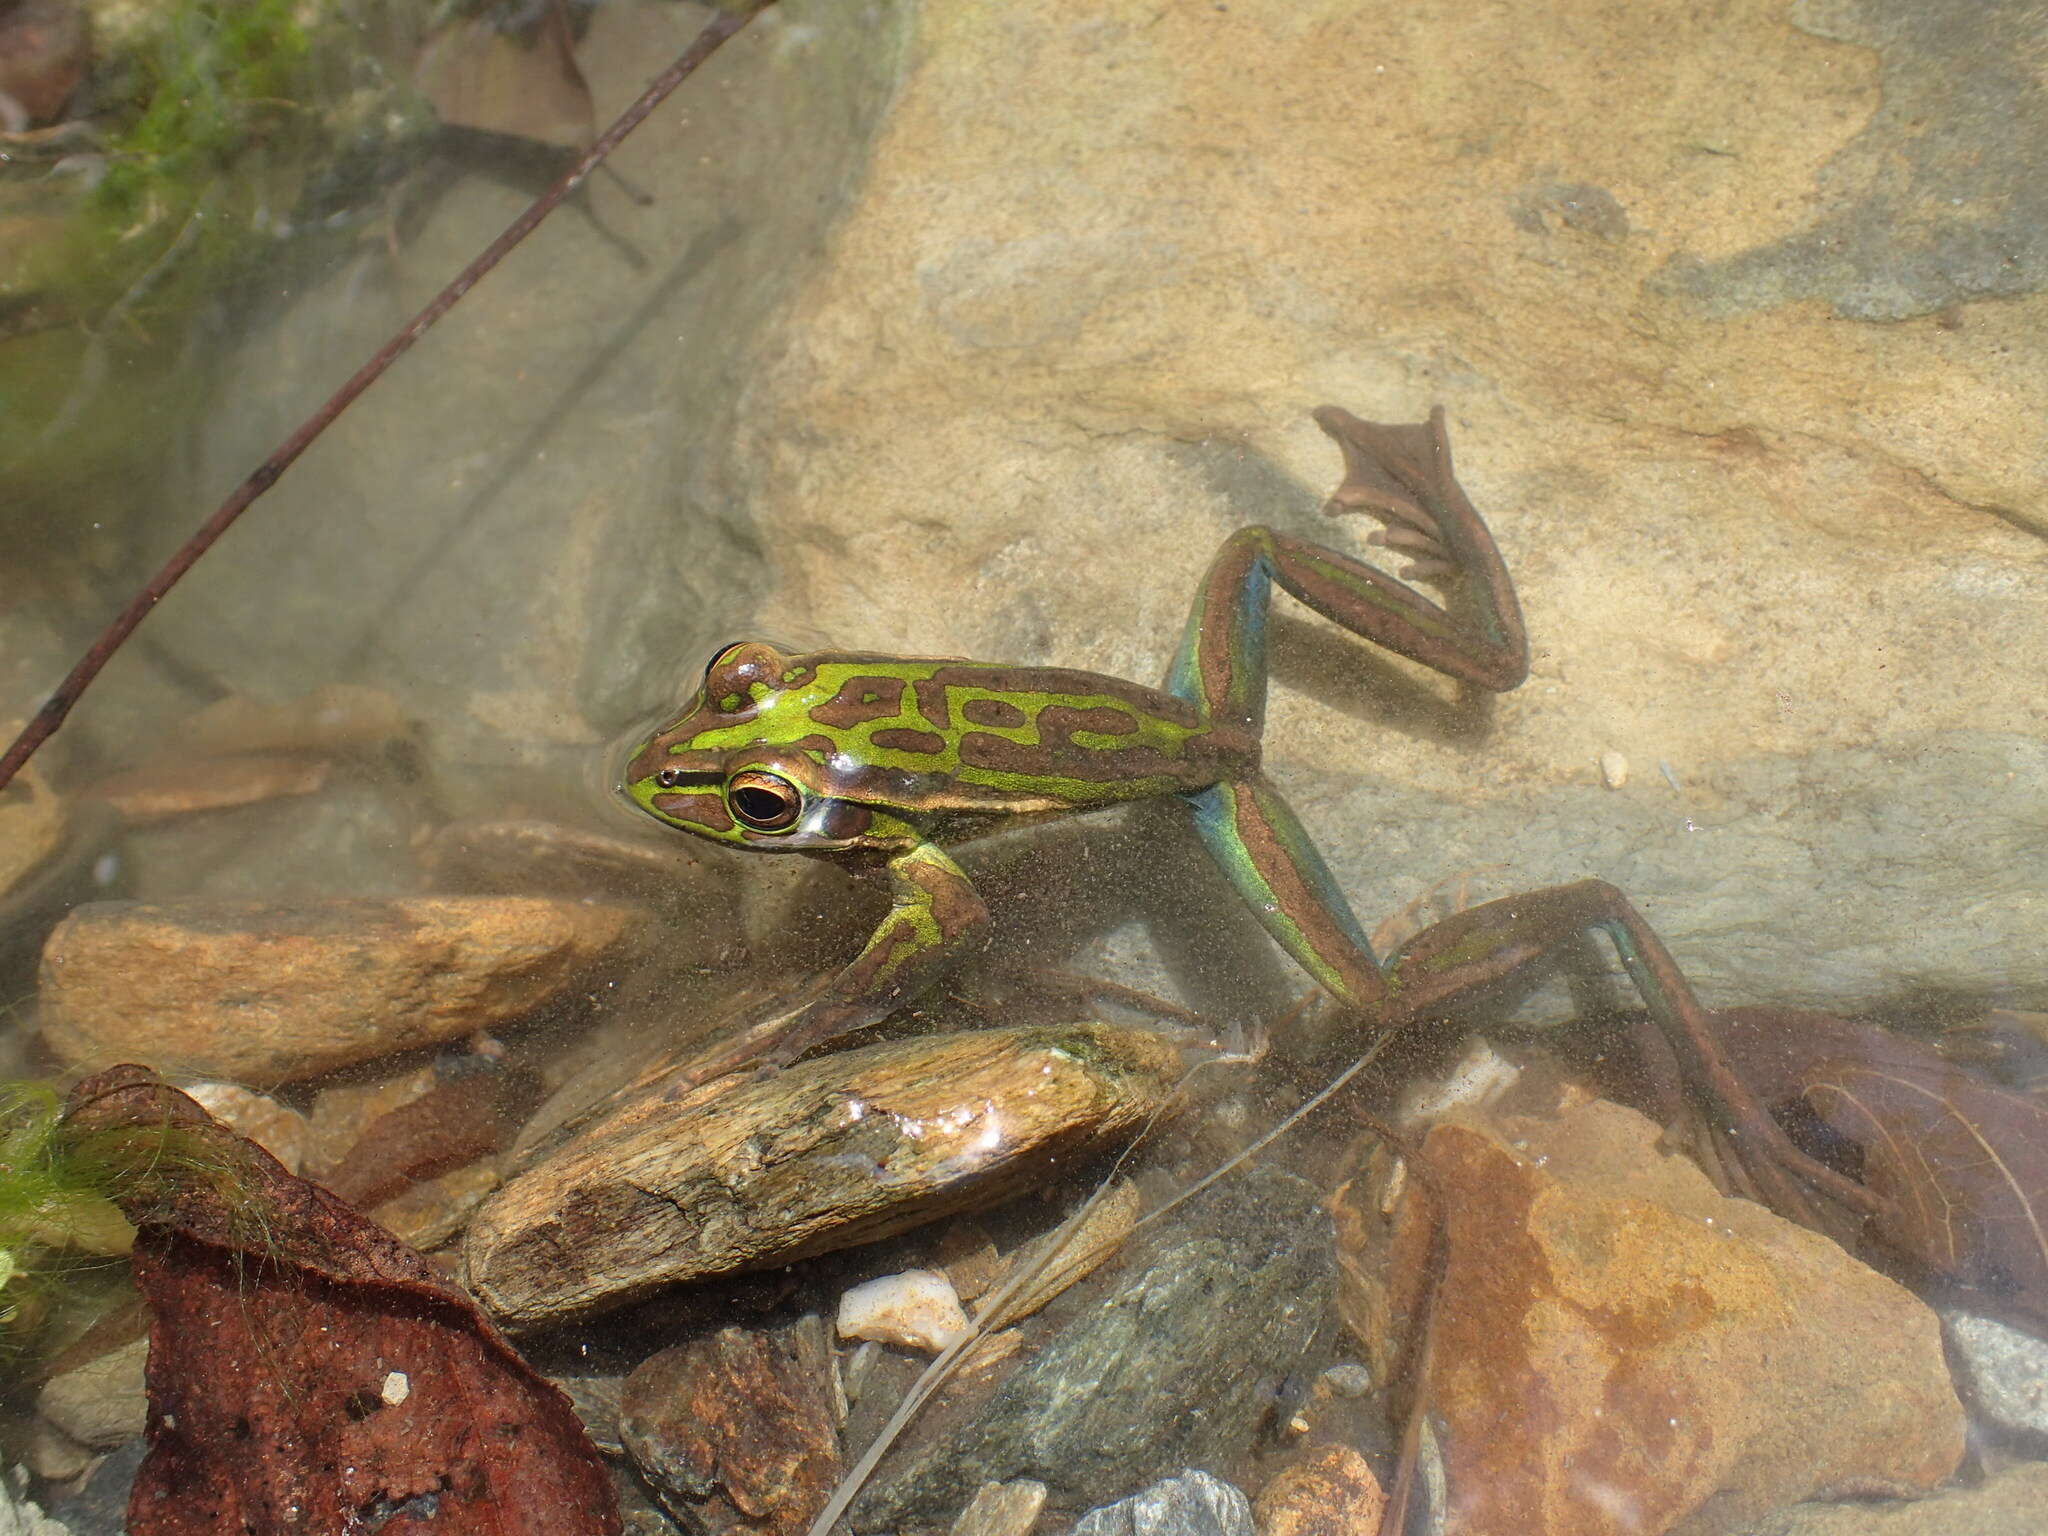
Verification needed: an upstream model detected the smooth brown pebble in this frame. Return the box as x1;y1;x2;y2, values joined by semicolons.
949;1480;1047;1536
39;896;640;1083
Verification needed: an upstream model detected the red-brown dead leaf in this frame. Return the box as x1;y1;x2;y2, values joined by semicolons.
1801;1047;2048;1335
63;1065;619;1536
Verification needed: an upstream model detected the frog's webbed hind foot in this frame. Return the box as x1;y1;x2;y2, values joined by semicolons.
1167;403;1528;717
1312;405;1482;587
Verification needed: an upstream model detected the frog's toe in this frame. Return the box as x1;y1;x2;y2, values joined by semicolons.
1366;528;1456;583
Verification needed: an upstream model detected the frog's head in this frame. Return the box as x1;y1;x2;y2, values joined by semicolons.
623;641;917;853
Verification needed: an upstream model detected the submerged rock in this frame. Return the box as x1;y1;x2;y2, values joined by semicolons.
37;1336;147;1451
837;1268;972;1354
949;1481;1047;1536
1067;1471;1254;1536
38;896;641;1082
1396;1098;1964;1536
620;1317;839;1536
854;1166;1335;1528
1942;1309;2048;1445
0;745;65;899
1250;1445;1386;1536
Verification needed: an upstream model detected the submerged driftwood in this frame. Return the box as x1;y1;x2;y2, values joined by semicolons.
463;1022;1190;1331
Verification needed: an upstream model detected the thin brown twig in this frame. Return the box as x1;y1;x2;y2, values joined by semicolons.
0;1;772;796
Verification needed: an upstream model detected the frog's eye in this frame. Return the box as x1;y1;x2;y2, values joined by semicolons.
726;769;801;832
703;642;747;688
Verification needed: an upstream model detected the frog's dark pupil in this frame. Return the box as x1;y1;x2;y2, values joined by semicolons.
732;782;797;828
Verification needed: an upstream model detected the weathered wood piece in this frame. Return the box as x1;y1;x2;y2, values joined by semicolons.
462;1022;1189;1331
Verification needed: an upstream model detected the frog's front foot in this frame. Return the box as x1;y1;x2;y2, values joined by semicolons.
674;994;854;1089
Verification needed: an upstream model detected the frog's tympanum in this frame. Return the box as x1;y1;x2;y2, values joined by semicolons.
621;409;1795;1128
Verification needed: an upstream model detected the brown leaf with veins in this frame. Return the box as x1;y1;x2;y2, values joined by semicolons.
1803;1051;2048;1334
63;1065;619;1536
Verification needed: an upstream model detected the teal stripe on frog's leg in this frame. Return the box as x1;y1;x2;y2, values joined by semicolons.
1165;530;1272;735
1184;777;1390;1009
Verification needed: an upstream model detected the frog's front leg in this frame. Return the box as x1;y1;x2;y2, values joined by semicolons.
679;840;987;1085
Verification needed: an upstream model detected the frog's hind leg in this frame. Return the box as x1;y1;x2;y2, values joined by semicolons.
1164;405;1529;741
1184;776;1392;1009
1165;405;1530;1011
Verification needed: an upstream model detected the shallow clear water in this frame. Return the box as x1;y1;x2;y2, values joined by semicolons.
4;1;2046;1532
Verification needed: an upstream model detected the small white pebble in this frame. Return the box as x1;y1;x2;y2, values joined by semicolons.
1599;750;1628;789
1398;1038;1521;1126
837;1269;972;1354
380;1371;410;1407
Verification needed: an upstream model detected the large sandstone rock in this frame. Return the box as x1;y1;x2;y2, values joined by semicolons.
699;0;2048;1015
76;0;2044;1012
1396;1098;1964;1536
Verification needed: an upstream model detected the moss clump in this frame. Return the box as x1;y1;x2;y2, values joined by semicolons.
91;0;315;239
0;1082;134;1363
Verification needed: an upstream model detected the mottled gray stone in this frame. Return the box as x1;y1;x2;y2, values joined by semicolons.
852;1168;1334;1529
1944;1310;2048;1445
1066;1472;1253;1536
1659;0;2048;319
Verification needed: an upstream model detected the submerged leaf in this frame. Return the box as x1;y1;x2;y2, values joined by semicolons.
63;1066;618;1536
1804;1052;2048;1334
1698;1008;2048;1337
317;1062;542;1211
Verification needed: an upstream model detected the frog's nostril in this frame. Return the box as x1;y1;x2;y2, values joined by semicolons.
656;768;681;788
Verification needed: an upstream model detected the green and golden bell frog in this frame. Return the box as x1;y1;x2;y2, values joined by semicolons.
624;407;1532;1077
620;403;1897;1223
626;406;1723;1085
